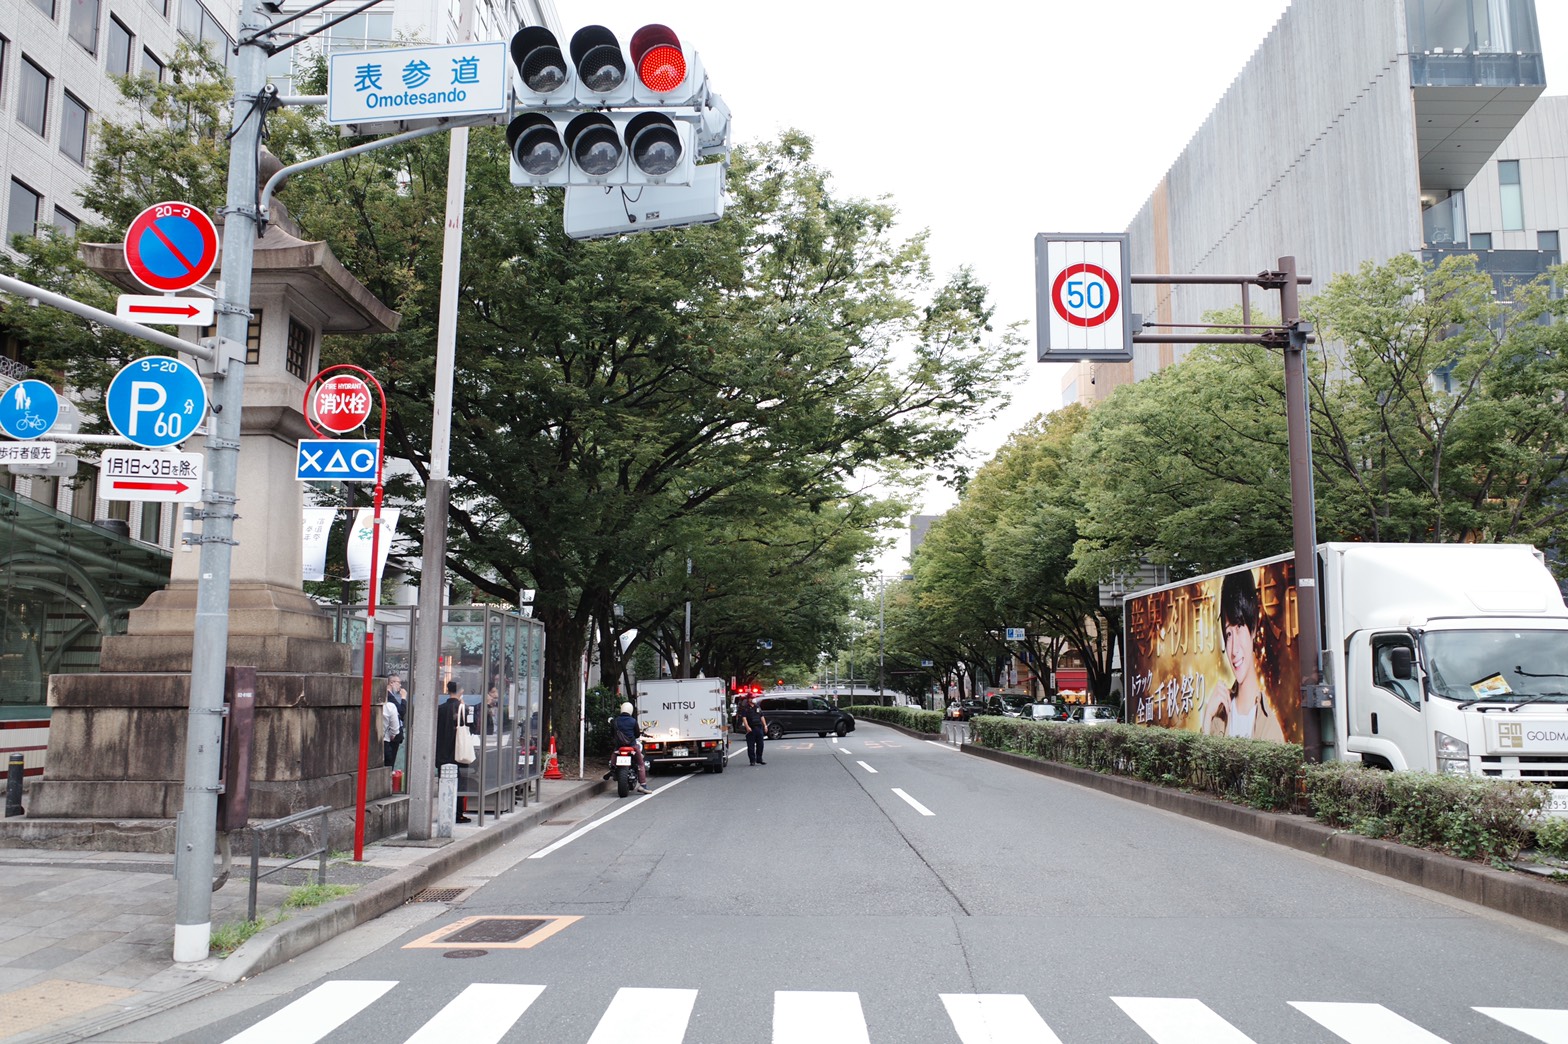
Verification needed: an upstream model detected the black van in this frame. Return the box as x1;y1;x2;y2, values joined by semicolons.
753;693;856;739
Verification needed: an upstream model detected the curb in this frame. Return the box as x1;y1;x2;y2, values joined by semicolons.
960;742;1568;934
212;779;610;983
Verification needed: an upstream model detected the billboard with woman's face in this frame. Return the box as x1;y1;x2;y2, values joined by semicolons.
1123;556;1302;745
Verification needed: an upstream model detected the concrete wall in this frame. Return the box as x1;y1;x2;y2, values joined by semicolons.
1463;94;1568;249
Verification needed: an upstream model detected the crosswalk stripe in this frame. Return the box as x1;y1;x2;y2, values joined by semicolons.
775;991;870;1044
1290;1001;1451;1043
1474;1008;1568;1044
1112;996;1258;1044
220;980;396;1044
403;983;544;1044
587;987;697;1044
941;993;1064;1044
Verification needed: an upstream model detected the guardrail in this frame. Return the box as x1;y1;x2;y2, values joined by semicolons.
248;804;331;921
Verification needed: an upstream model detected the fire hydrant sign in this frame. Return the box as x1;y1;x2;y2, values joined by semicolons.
100;448;204;502
311;373;373;433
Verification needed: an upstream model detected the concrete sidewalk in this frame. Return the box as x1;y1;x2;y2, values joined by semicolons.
0;776;606;1044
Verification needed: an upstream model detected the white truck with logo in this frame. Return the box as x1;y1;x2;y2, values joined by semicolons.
635;678;730;774
1124;542;1568;814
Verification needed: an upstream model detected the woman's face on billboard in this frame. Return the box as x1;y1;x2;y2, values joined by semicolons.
1223;620;1256;687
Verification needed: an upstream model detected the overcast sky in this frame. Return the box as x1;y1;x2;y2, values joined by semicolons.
581;0;1568;562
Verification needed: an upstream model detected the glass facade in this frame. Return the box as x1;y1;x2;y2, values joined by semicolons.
1407;0;1545;86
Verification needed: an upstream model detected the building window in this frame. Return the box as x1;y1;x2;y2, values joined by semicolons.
1538;230;1559;253
178;0;233;68
19;57;50;138
71;464;99;521
139;501;163;543
141;47;163;81
60;92;89;165
0;36;8;105
106;14;132;75
323;11;393;52
69;0;102;55
149;0;167;16
1499;159;1523;231
30;0;56;18
286;317;313;379
1470;232;1492;250
53;207;79;236
7;180;41;243
105;498;130;522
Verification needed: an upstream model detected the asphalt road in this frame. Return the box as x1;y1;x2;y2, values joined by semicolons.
97;723;1568;1043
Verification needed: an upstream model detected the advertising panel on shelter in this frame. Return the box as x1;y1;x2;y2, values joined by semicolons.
1124;555;1303;744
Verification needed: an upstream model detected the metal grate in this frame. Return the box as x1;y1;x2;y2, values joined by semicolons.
408;887;468;904
444;917;549;944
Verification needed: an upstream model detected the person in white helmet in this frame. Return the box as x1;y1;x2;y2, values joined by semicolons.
609;701;651;794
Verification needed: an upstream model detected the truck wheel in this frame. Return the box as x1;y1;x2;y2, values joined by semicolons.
835;721;849;737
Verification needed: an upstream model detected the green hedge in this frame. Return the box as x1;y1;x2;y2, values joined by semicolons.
966;716;1555;864
844;705;944;734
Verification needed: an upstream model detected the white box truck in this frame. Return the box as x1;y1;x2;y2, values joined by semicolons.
635;678;730;773
1123;543;1568;813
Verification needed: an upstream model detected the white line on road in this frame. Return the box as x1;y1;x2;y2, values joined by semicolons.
1290;1002;1452;1043
588;987;698;1044
856;760;877;773
221;980;396;1044
405;983;545;1044
774;991;870;1044
1112;997;1258;1044
891;788;934;816
527;773;694;859
1474;1007;1568;1043
924;739;958;751
941;993;1064;1044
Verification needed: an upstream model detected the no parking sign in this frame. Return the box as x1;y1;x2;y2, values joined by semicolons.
123;202;219;293
1035;234;1133;362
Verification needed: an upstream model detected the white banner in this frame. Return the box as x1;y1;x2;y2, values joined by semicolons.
302;507;336;581
346;506;400;584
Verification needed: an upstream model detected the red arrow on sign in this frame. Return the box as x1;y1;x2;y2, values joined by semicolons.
128;303;204;319
112;479;191;494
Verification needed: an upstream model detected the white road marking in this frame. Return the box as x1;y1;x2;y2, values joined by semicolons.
220;980;396;1044
856;760;877;773
587;987;698;1044
1289;1001;1451;1043
891;788;934;816
1112;996;1258;1044
405;983;545;1044
527;773;694;859
941;993;1064;1044
774;991;870;1044
1474;1007;1568;1043
924;739;958;751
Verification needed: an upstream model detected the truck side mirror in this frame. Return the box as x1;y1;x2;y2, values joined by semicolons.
1389;646;1414;680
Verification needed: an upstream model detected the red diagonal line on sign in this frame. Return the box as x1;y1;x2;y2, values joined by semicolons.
145;220;198;275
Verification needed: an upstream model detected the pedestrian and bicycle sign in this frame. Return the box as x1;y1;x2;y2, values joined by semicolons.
100;448;203;502
123;202;219;293
105;356;208;448
1035;233;1133;362
297;439;380;482
0;379;61;439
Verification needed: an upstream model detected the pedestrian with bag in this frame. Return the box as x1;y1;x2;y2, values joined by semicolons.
383;674;405;768
741;697;767;765
437;680;473;823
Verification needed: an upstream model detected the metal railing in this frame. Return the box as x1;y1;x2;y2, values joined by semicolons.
248;804;331;921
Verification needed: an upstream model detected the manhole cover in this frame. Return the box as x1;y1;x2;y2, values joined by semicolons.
408;887;468;903
443;949;488;959
445;918;550;944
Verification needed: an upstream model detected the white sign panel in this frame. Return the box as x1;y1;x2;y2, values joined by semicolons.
1035;233;1134;362
1005;627;1027;642
115;294;214;326
327;42;507;126
0;441;57;465
302;507;336;582
346;506;400;584
100;448;204;502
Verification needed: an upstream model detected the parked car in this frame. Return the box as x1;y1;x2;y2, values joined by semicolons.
945;700;985;721
1019;703;1068;722
1070;705;1121;725
750;692;856;738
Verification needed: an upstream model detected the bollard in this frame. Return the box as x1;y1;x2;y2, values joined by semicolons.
5;753;23;817
435;763;456;838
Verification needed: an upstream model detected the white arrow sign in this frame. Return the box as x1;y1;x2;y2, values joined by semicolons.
100;448;204;502
116;294;214;327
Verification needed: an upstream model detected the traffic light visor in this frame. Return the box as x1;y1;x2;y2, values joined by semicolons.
630;24;685;92
511;27;567;93
626;112;683;176
565;113;623;176
570;25;627;93
506;113;565;176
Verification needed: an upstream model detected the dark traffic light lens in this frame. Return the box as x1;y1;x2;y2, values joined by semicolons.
570;26;626;93
627;113;682;176
566;114;623;176
511;27;566;93
506;114;564;176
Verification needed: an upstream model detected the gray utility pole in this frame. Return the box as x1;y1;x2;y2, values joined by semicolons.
172;0;267;962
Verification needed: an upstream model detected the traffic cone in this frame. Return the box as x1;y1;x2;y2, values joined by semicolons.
543;734;563;779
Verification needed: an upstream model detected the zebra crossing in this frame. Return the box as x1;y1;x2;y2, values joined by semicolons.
219;980;1568;1044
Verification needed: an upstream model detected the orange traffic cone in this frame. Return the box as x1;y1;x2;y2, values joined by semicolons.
543;734;563;779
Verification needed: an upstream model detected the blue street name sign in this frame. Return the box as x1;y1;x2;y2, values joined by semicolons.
297;439;380;482
0;380;61;440
105;356;207;448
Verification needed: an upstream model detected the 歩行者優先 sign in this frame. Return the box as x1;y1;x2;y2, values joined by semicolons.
327;42;507;127
1035;233;1133;363
100;448;204;502
0;441;57;465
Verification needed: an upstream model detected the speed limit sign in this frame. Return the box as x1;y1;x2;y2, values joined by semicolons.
1035;234;1133;362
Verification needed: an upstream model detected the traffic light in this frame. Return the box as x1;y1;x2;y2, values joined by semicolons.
506;109;695;186
508;22;708;109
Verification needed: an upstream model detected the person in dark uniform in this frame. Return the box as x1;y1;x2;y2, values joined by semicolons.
436;680;471;823
741;698;767;765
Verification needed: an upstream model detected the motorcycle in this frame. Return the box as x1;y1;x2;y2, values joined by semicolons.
612;744;638;798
